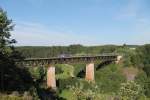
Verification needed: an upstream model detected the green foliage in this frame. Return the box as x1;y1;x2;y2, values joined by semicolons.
0;8;29;92
69;82;85;100
29;67;45;81
143;65;150;77
135;71;147;86
130;52;142;67
144;78;150;97
95;64;126;93
58;77;79;91
55;66;63;74
119;81;144;100
29;87;40;100
133;44;150;69
69;82;101;100
0;8;14;49
56;64;74;79
131;44;150;97
60;89;116;100
0;92;33;100
116;47;135;67
16;45;119;58
59;89;76;100
0;95;23;100
72;64;85;77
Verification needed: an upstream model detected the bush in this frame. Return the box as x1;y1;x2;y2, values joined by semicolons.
55;64;75;79
29;87;40;100
58;77;79;91
135;71;147;87
69;82;101;100
119;81;144;100
28;66;45;81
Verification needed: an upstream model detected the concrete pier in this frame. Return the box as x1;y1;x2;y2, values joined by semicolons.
85;63;94;81
115;56;122;64
47;66;56;89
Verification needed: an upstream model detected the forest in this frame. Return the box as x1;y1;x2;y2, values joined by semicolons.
1;8;150;100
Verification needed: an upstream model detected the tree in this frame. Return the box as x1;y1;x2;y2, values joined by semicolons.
0;8;31;92
133;46;150;79
0;8;16;52
0;7;15;91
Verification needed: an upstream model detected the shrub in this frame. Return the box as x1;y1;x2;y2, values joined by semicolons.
119;81;143;100
58;77;79;91
29;87;40;100
135;71;147;87
69;82;101;100
28;66;45;81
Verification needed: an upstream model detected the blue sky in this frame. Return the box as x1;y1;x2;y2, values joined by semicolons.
1;0;150;46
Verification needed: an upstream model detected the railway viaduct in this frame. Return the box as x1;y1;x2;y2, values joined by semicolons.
18;54;122;89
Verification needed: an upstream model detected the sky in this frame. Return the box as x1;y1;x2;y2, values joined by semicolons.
1;0;150;46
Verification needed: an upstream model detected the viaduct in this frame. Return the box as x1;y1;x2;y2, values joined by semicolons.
18;54;122;89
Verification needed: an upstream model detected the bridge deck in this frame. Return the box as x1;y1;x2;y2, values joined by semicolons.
17;54;118;66
24;54;118;61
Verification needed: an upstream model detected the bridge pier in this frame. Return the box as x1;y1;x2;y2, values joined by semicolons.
47;65;56;89
85;63;95;81
115;55;122;64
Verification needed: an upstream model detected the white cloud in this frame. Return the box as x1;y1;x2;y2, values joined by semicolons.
11;21;97;46
11;20;150;46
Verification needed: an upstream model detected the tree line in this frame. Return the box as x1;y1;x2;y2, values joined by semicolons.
16;44;138;58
